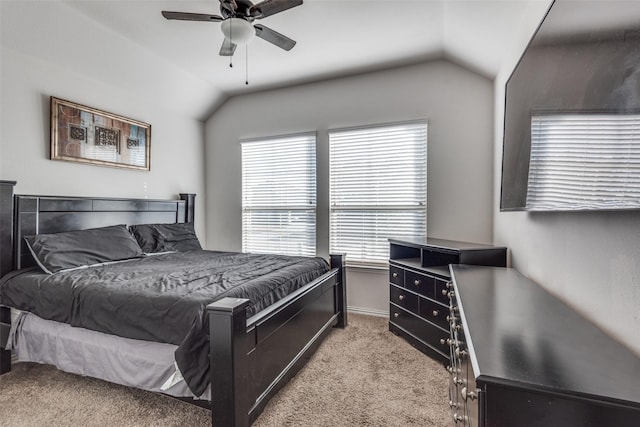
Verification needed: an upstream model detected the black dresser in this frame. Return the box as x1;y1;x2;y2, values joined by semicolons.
387;237;506;364
448;265;640;426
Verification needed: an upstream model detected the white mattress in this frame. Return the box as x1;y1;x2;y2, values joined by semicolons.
8;310;211;401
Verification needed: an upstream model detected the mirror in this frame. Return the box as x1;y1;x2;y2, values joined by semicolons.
500;0;640;211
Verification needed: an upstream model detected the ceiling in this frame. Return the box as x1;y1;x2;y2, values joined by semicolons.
1;0;545;120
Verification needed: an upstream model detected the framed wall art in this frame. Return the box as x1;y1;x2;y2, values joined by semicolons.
50;97;151;171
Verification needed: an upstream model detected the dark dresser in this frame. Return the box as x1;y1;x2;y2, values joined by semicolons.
387;237;506;364
448;265;640;426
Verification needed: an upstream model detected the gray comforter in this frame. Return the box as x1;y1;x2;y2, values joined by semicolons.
0;250;329;396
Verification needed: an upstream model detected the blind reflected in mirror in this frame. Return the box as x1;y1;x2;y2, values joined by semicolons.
526;113;640;211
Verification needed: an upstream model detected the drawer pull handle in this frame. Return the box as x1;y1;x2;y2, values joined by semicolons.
414;279;421;286
392;272;398;278
398;294;405;301
394;312;399;318
432;310;439;317
453;413;466;423
441;289;448;296
455;348;468;359
440;338;446;345
446;281;453;289
461;387;477;401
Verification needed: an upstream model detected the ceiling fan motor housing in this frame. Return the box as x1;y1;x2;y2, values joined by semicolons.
221;0;256;20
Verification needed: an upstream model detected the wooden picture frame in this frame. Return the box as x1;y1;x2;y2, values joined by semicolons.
50;97;151;171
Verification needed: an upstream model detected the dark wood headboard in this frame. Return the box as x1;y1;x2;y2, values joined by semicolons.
0;181;195;274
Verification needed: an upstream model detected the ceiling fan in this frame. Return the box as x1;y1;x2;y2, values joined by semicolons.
161;0;302;57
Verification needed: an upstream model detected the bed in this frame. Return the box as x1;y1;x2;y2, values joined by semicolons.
0;181;347;426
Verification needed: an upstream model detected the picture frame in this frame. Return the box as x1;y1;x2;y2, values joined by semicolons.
50;97;151;171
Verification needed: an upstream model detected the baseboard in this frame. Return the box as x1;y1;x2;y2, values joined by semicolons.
347;306;388;318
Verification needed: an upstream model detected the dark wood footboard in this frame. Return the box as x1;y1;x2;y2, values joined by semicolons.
208;254;347;427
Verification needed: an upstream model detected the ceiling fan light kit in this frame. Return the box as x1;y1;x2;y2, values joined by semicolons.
221;18;255;44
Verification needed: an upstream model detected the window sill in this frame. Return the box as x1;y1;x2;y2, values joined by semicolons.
344;261;389;272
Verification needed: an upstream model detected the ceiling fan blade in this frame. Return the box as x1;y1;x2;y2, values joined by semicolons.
161;11;223;22
250;0;302;19
254;24;296;51
219;38;237;56
219;0;239;14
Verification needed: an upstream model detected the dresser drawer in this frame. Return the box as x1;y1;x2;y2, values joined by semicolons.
419;298;449;330
405;270;435;297
390;304;450;354
435;279;452;305
389;265;404;286
390;284;418;313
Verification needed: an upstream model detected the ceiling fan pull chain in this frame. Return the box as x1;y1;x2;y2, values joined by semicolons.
229;19;233;68
245;44;249;85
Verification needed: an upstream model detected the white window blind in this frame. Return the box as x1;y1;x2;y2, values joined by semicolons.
329;121;427;265
242;133;316;256
527;113;640;211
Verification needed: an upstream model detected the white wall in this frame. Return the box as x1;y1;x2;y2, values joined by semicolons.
0;1;221;121
205;60;494;314
0;3;207;240
493;0;640;355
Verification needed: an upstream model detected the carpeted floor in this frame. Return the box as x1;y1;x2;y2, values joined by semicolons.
0;314;449;426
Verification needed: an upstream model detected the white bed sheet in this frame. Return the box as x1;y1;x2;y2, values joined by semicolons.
8;310;211;401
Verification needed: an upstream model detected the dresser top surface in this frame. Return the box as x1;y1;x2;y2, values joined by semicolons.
450;265;640;407
388;237;506;252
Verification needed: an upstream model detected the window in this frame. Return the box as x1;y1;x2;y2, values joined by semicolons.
329;121;427;265
242;133;316;256
527;113;640;210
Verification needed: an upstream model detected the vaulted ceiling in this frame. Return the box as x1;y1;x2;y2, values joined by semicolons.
1;0;547;120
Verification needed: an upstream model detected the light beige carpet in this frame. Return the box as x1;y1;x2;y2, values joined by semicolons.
0;314;449;426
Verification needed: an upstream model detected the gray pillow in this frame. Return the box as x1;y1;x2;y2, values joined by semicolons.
129;222;202;253
24;224;144;274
